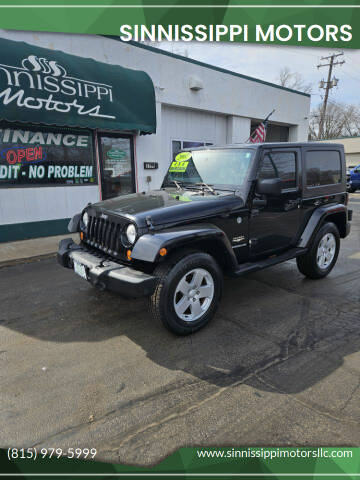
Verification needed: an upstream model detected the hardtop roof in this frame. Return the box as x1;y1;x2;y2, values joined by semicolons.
182;142;345;151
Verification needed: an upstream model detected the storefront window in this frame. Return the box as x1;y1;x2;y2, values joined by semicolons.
99;135;135;199
172;140;213;161
0;124;96;187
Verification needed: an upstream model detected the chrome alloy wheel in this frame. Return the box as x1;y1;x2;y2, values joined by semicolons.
316;232;336;270
173;268;214;322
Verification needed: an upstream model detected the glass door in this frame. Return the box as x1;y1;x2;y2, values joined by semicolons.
98;133;135;200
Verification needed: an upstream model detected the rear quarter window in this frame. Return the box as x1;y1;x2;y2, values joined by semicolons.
306;150;341;187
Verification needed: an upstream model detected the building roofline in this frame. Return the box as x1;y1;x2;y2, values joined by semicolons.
317;135;360;141
103;36;311;99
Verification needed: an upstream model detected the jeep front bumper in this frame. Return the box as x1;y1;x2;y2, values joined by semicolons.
57;238;157;298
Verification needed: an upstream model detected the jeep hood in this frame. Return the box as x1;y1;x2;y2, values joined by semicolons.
91;189;244;227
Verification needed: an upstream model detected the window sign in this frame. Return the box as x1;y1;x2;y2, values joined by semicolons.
99;136;134;199
103;139;131;177
0;125;96;187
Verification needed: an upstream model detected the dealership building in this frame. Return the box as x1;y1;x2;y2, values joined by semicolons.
0;30;310;242
317;136;360;168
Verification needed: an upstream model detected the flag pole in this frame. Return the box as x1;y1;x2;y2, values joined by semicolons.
264;109;276;122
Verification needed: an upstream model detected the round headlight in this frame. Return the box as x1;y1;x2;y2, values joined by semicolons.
126;224;137;245
82;211;89;227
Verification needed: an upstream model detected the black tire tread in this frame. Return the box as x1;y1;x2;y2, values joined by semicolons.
149;248;199;331
296;221;340;279
149;248;222;335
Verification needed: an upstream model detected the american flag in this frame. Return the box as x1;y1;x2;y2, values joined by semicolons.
247;120;268;143
246;110;275;144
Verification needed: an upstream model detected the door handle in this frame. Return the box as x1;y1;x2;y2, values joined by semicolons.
252;198;267;207
284;199;301;210
287;199;300;206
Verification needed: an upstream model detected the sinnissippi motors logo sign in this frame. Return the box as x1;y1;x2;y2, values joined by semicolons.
107;148;127;160
0;54;115;120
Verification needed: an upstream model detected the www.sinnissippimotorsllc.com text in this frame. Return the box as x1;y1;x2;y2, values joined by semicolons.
196;448;353;460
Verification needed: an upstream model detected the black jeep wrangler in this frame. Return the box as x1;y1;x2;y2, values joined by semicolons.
58;142;352;335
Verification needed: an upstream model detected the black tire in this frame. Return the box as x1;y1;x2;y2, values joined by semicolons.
349;188;357;193
296;222;340;279
149;249;223;335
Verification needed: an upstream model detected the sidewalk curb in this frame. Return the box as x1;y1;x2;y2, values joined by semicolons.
0;252;56;269
0;233;78;269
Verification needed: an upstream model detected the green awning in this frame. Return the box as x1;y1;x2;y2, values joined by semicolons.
0;38;156;134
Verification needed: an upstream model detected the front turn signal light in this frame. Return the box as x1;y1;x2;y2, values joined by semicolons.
127;250;132;261
159;248;167;257
80;232;84;241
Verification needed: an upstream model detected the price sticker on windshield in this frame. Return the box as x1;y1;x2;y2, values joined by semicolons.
169;161;189;172
169;152;192;172
175;152;192;162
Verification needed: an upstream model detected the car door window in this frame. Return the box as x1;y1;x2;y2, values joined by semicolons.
259;151;297;190
305;150;341;186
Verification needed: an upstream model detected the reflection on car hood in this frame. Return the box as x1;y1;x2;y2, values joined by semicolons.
92;189;244;227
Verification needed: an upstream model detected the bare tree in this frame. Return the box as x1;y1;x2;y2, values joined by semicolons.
309;101;360;140
277;67;313;94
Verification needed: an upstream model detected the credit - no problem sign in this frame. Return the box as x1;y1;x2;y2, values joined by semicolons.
0;164;94;181
0;127;96;186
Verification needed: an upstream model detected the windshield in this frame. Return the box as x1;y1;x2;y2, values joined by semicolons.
161;149;255;189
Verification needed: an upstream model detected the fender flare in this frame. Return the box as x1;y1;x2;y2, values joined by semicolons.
68;213;81;233
131;223;238;267
297;204;347;248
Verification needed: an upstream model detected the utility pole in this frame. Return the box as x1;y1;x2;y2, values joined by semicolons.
317;52;344;139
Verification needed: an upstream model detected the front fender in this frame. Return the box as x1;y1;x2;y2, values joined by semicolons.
68;213;81;233
298;204;348;248
131;223;237;266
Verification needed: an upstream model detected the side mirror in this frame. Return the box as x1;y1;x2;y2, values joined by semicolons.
256;178;282;196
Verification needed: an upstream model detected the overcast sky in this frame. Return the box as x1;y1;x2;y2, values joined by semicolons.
154;41;360;110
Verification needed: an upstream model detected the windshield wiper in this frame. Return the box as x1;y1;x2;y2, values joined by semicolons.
195;182;217;195
168;180;217;195
171;180;182;190
170;180;198;191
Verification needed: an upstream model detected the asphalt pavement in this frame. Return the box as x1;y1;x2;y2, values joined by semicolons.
1;195;360;466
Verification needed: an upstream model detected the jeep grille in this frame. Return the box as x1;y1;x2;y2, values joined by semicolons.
84;215;127;260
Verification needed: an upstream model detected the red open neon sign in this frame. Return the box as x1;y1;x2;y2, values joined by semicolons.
1;146;45;165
